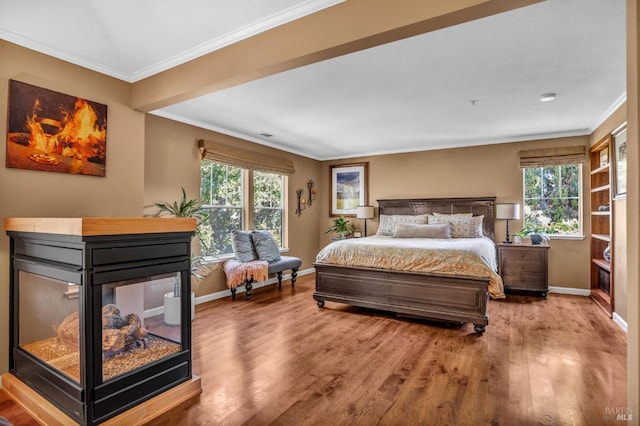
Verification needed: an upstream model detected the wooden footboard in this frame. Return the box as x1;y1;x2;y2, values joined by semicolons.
313;263;489;333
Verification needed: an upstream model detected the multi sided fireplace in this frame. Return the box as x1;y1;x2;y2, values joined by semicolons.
5;218;199;425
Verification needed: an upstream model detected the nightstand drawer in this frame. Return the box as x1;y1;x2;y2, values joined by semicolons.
500;248;546;262
502;272;546;290
502;260;545;276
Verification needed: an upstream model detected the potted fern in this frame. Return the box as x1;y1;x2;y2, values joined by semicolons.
325;216;356;239
154;188;208;324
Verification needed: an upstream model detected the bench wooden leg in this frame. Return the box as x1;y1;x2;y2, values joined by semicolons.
277;271;283;288
230;288;236;299
245;279;253;300
291;267;298;287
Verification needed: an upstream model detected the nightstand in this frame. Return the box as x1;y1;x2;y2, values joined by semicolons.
497;243;549;297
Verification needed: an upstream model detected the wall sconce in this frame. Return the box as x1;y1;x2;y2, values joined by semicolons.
295;189;307;216
356;205;374;236
296;179;318;216
496;203;520;243
307;179;318;207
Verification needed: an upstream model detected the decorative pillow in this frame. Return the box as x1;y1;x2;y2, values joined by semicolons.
251;230;281;262
393;223;452;239
376;215;395;236
428;215;484;238
377;214;429;236
231;230;257;262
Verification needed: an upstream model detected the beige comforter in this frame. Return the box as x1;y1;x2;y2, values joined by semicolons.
315;236;505;299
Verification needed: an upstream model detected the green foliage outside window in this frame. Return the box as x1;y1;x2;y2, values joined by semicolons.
200;162;284;256
253;172;284;246
522;165;581;236
200;162;242;255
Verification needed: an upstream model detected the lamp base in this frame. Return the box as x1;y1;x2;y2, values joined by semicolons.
503;220;513;245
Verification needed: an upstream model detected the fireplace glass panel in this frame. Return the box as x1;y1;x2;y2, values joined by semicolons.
18;271;81;383
100;272;184;382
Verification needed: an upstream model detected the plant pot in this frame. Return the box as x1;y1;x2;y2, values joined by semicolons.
163;291;195;325
529;233;544;245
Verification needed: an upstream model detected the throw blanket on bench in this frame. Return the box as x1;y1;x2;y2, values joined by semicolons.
223;259;269;289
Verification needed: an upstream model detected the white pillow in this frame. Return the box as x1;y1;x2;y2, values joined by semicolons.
432;212;474;217
393;223;452;239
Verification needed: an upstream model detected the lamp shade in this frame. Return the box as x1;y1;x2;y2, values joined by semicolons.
496;203;520;220
356;205;374;219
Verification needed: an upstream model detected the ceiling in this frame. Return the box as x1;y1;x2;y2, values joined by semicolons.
0;0;627;160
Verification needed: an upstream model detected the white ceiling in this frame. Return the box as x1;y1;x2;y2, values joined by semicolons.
0;0;627;160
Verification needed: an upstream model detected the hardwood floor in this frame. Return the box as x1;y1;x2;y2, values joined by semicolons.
0;275;627;425
0;391;39;426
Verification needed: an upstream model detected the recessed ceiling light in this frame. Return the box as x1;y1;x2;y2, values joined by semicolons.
539;93;557;102
259;132;273;138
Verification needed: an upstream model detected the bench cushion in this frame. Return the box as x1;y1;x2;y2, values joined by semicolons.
268;256;302;274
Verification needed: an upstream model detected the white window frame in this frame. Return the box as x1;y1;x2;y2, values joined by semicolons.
252;171;285;246
200;161;288;259
522;164;584;239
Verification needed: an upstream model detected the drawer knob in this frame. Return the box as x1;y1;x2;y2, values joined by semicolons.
520;253;525;257
521;265;525;270
520;277;525;282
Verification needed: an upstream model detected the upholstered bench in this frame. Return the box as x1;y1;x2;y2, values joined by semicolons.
224;256;302;300
268;256;302;288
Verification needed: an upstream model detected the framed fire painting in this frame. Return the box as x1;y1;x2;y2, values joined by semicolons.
6;80;107;177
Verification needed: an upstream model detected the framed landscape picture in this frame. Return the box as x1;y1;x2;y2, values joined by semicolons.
6;80;107;177
612;123;627;199
329;162;368;216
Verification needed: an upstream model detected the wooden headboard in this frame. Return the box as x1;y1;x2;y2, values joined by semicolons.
377;197;496;241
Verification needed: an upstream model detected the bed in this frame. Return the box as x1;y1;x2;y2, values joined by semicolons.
313;197;503;333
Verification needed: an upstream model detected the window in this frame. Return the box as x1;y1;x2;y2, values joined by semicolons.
200;162;243;256
522;164;582;236
253;171;284;246
200;161;285;256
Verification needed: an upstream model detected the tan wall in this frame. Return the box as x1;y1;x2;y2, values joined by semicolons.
590;103;628;322
144;114;321;296
0;41;146;374
318;136;591;290
614;198;628;321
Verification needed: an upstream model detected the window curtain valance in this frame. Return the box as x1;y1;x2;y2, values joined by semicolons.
518;145;586;168
198;139;295;176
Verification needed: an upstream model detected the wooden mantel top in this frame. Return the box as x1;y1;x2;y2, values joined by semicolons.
4;217;197;236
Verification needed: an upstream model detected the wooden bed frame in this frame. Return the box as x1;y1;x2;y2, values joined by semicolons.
313;197;496;333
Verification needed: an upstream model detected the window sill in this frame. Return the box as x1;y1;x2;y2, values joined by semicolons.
547;235;585;241
201;253;235;264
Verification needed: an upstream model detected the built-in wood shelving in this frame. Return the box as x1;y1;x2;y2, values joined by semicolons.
589;135;613;317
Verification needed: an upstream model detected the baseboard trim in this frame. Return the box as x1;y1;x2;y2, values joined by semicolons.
548;286;590;296
613;312;628;333
144;267;316;318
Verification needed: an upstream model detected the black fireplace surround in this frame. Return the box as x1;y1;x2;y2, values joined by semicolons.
7;226;194;425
